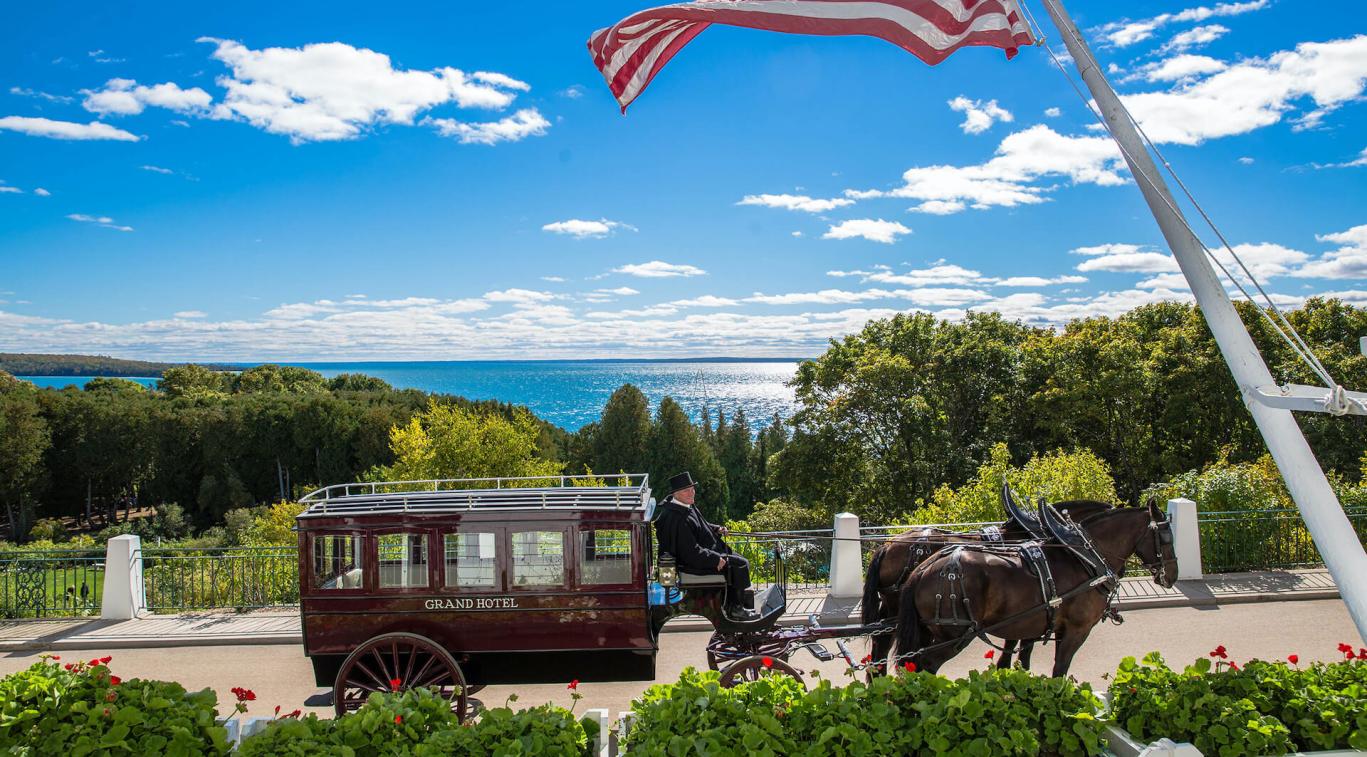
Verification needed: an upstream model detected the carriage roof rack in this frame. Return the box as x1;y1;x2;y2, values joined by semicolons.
296;474;652;518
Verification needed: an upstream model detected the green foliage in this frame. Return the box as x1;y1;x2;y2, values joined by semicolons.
328;373;394;393
625;666;1104;756
367;400;562;483
241;501;306;546
26;518;67;542
1146;454;1291;513
416;704;589;756
239;690;589;757
0;372;51;539
232;365;328;395
912;443;1118;525
157;364;231;398
1109;651;1367;754
0;658;229;755
648;398;730;514
0;354;234;378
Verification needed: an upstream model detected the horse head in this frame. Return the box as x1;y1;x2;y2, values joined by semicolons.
1135;499;1179;588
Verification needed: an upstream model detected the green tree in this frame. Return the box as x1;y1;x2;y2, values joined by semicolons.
0;373;51;539
232;365;328;394
327;373;394;392
158;364;229;398
368;400;563;482
648;397;729;514
717;408;759;518
590;384;652;475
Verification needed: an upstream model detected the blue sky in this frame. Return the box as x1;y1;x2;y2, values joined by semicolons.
1;0;1364;360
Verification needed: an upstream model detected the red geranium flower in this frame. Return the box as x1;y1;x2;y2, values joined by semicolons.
99;656;112;664
105;690;117;703
1338;643;1353;654
389;678;402;689
88;658;100;666
1229;661;1240;671
860;654;872;665
761;656;774;668
231;687;256;702
1209;645;1228;660
1359;648;1366;660
109;675;121;686
1287;654;1298;665
394;715;402;725
567;680;579;691
904;661;917;673
50;656;59;661
102;708;111;718
984;650;995;660
284;710;301;719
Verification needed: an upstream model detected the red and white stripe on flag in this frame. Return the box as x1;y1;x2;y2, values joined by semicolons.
588;0;1036;112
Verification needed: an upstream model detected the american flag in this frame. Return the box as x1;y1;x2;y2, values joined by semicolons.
589;0;1036;112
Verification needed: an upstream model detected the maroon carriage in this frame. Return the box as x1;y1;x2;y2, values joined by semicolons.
297;474;886;717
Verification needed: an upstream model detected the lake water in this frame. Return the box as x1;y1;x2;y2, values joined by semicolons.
18;360;803;431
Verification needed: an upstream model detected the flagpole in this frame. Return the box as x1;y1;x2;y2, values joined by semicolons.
1037;0;1367;642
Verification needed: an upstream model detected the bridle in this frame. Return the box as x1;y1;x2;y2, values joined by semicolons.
1145;514;1176;585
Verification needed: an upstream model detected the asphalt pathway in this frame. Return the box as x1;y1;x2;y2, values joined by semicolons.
0;599;1355;720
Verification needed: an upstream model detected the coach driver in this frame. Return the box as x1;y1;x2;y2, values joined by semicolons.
654;471;757;620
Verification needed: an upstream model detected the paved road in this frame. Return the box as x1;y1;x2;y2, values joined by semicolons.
0;599;1356;719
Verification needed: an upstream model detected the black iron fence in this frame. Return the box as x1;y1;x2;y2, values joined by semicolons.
142;546;299;612
726;531;833;592
1197;508;1367;574
0;549;105;619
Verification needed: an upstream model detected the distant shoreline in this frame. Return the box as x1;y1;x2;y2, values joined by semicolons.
6;354;811;378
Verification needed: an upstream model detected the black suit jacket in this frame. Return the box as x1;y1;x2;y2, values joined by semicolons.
654;498;728;572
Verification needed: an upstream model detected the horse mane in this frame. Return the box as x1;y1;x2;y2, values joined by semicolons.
1052;499;1118;522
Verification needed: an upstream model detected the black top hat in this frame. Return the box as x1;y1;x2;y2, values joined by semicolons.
667;471;696;495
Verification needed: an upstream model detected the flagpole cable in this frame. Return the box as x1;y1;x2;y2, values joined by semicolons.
1022;0;1340;390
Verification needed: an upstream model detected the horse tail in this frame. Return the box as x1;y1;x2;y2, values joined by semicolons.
861;546;887;626
894;574;923;666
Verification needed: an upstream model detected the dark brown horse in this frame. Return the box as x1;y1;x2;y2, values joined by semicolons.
892;500;1177;677
861;500;1111;672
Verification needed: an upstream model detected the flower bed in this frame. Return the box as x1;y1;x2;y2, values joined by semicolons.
1107;646;1367;755
625;665;1106;756
0;656;230;755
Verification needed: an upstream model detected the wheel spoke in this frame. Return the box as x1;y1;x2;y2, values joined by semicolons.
352;660;388;691
409;654;439;687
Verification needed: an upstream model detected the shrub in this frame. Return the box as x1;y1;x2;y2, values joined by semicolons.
1109;650;1367;754
415;704;590;756
0;657;229;755
26;518;67;543
911;443;1119;525
240;688;460;757
625;667;1104;756
241;501;306;546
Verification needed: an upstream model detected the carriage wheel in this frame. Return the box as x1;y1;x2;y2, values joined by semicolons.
717;655;805;690
333;632;468;720
705;632;790;671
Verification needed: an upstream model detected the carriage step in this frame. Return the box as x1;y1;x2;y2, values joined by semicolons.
802;643;835;662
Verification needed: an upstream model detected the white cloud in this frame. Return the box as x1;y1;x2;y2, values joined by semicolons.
995;275;1089;287
1098;1;1269;48
671;295;740;308
1161;24;1229;53
560;85;585;99
33;188;51;197
612;261;707;278
737;193;854;213
88;49;125;64
423;108;550;145
909;200;967;215
1314;147;1367;169
597;287;640;296
1239;156;1255;165
948;96;1013;134
822;219;911;244
82;78;212;116
0;186;21;194
142;165;175;175
1072;243;1178;273
1045;107;1062;118
0;116;141;141
541;218;635;239
1316;290;1367;307
198;38;538;143
174;310;207;319
67;213;134;232
540;276;567;283
865;264;982;287
1132;54;1228;83
9;87;74;104
847;125;1125;213
1294;224;1367;279
1122;36;1367;144
791;231;803;237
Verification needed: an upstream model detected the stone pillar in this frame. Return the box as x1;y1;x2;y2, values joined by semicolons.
1167;498;1203;581
829;513;863;598
101;534;145;620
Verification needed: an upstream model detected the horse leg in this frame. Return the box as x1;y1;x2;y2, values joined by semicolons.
1050;625;1094;679
996;639;1016;669
1017;640;1037;671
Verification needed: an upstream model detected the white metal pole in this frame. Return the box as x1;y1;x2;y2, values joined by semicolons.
1040;0;1367;642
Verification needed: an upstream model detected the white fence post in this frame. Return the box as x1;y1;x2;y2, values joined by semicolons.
101;534;145;620
584;708;611;757
829;512;862;598
1167;498;1203;581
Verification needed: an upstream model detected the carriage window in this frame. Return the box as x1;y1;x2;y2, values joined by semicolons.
378;533;429;589
445;532;497;588
580;529;632;585
313;535;364;590
511;531;564;587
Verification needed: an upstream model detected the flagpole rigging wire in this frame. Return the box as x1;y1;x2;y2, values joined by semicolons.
1020;0;1341;393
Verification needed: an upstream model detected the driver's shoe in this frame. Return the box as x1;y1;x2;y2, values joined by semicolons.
726;605;761;621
